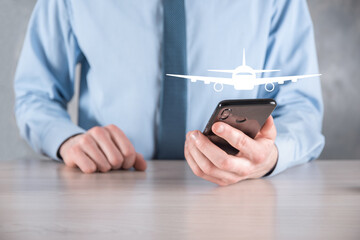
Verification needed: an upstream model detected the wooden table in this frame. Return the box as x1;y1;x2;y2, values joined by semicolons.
0;158;359;240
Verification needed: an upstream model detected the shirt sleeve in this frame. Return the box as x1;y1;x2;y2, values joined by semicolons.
258;0;325;176
14;0;85;160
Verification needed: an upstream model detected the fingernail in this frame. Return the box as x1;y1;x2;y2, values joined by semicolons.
215;124;224;133
191;131;198;140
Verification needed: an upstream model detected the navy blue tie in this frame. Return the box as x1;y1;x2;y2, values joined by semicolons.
155;0;188;159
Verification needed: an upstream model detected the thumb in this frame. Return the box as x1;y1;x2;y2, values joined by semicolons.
134;153;147;171
255;115;276;141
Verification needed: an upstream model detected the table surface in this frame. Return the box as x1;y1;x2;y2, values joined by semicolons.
0;158;359;240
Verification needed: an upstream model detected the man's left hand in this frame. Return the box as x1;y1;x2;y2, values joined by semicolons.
184;116;278;186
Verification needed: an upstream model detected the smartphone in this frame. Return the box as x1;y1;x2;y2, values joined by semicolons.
203;99;277;155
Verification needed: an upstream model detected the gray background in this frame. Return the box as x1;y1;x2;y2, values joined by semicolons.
0;0;359;161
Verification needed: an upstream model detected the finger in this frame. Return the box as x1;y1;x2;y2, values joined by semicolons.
80;134;112;172
189;130;253;176
105;125;136;170
62;154;77;168
187;139;242;185
88;127;124;169
133;153;147;171
212;122;256;156
184;144;228;186
68;146;97;173
255;116;277;140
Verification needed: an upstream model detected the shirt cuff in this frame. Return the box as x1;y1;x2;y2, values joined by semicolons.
41;120;85;161
266;133;296;177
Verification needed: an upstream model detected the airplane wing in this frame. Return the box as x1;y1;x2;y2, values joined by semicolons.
253;74;321;85
207;70;235;73
252;70;280;74
207;69;280;74
166;74;234;86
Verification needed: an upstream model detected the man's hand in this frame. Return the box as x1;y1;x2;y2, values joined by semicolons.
184;116;278;186
59;125;147;173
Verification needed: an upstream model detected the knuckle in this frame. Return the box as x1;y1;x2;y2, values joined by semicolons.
229;176;240;185
104;164;112;172
80;161;97;173
67;146;76;155
221;179;232;186
186;131;194;141
63;158;75;167
222;175;239;185
112;162;122;170
196;139;207;150
202;163;213;176
108;124;123;136
235;134;247;148
99;164;111;173
241;167;251;177
117;154;125;164
256;152;266;163
217;181;229;187
219;157;231;170
193;167;204;177
222;125;230;134
234;133;247;147
89;164;97;173
80;134;92;145
70;145;82;155
83;165;96;174
122;146;136;159
184;149;190;160
107;124;117;131
90;126;105;136
110;156;123;169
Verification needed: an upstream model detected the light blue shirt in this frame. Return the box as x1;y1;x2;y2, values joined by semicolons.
14;0;325;176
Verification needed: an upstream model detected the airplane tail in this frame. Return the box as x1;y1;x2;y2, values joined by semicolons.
208;48;280;74
242;48;246;66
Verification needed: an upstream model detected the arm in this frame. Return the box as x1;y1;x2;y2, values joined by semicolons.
14;0;84;160
14;0;146;172
259;0;325;176
184;0;324;185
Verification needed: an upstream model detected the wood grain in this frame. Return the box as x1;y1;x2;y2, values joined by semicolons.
0;158;359;240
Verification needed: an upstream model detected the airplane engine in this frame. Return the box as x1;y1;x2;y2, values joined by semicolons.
265;83;275;92
213;83;224;92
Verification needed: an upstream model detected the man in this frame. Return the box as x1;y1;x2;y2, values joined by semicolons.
14;0;324;186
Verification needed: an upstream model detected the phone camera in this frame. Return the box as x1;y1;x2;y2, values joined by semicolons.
219;108;231;120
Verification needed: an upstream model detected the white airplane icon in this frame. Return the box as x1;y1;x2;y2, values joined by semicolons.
167;49;321;92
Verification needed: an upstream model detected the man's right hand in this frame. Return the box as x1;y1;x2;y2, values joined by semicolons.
59;124;147;173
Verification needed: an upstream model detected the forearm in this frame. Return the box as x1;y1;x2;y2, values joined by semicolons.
15;92;85;160
14;0;84;160
259;0;325;176
269;90;325;176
